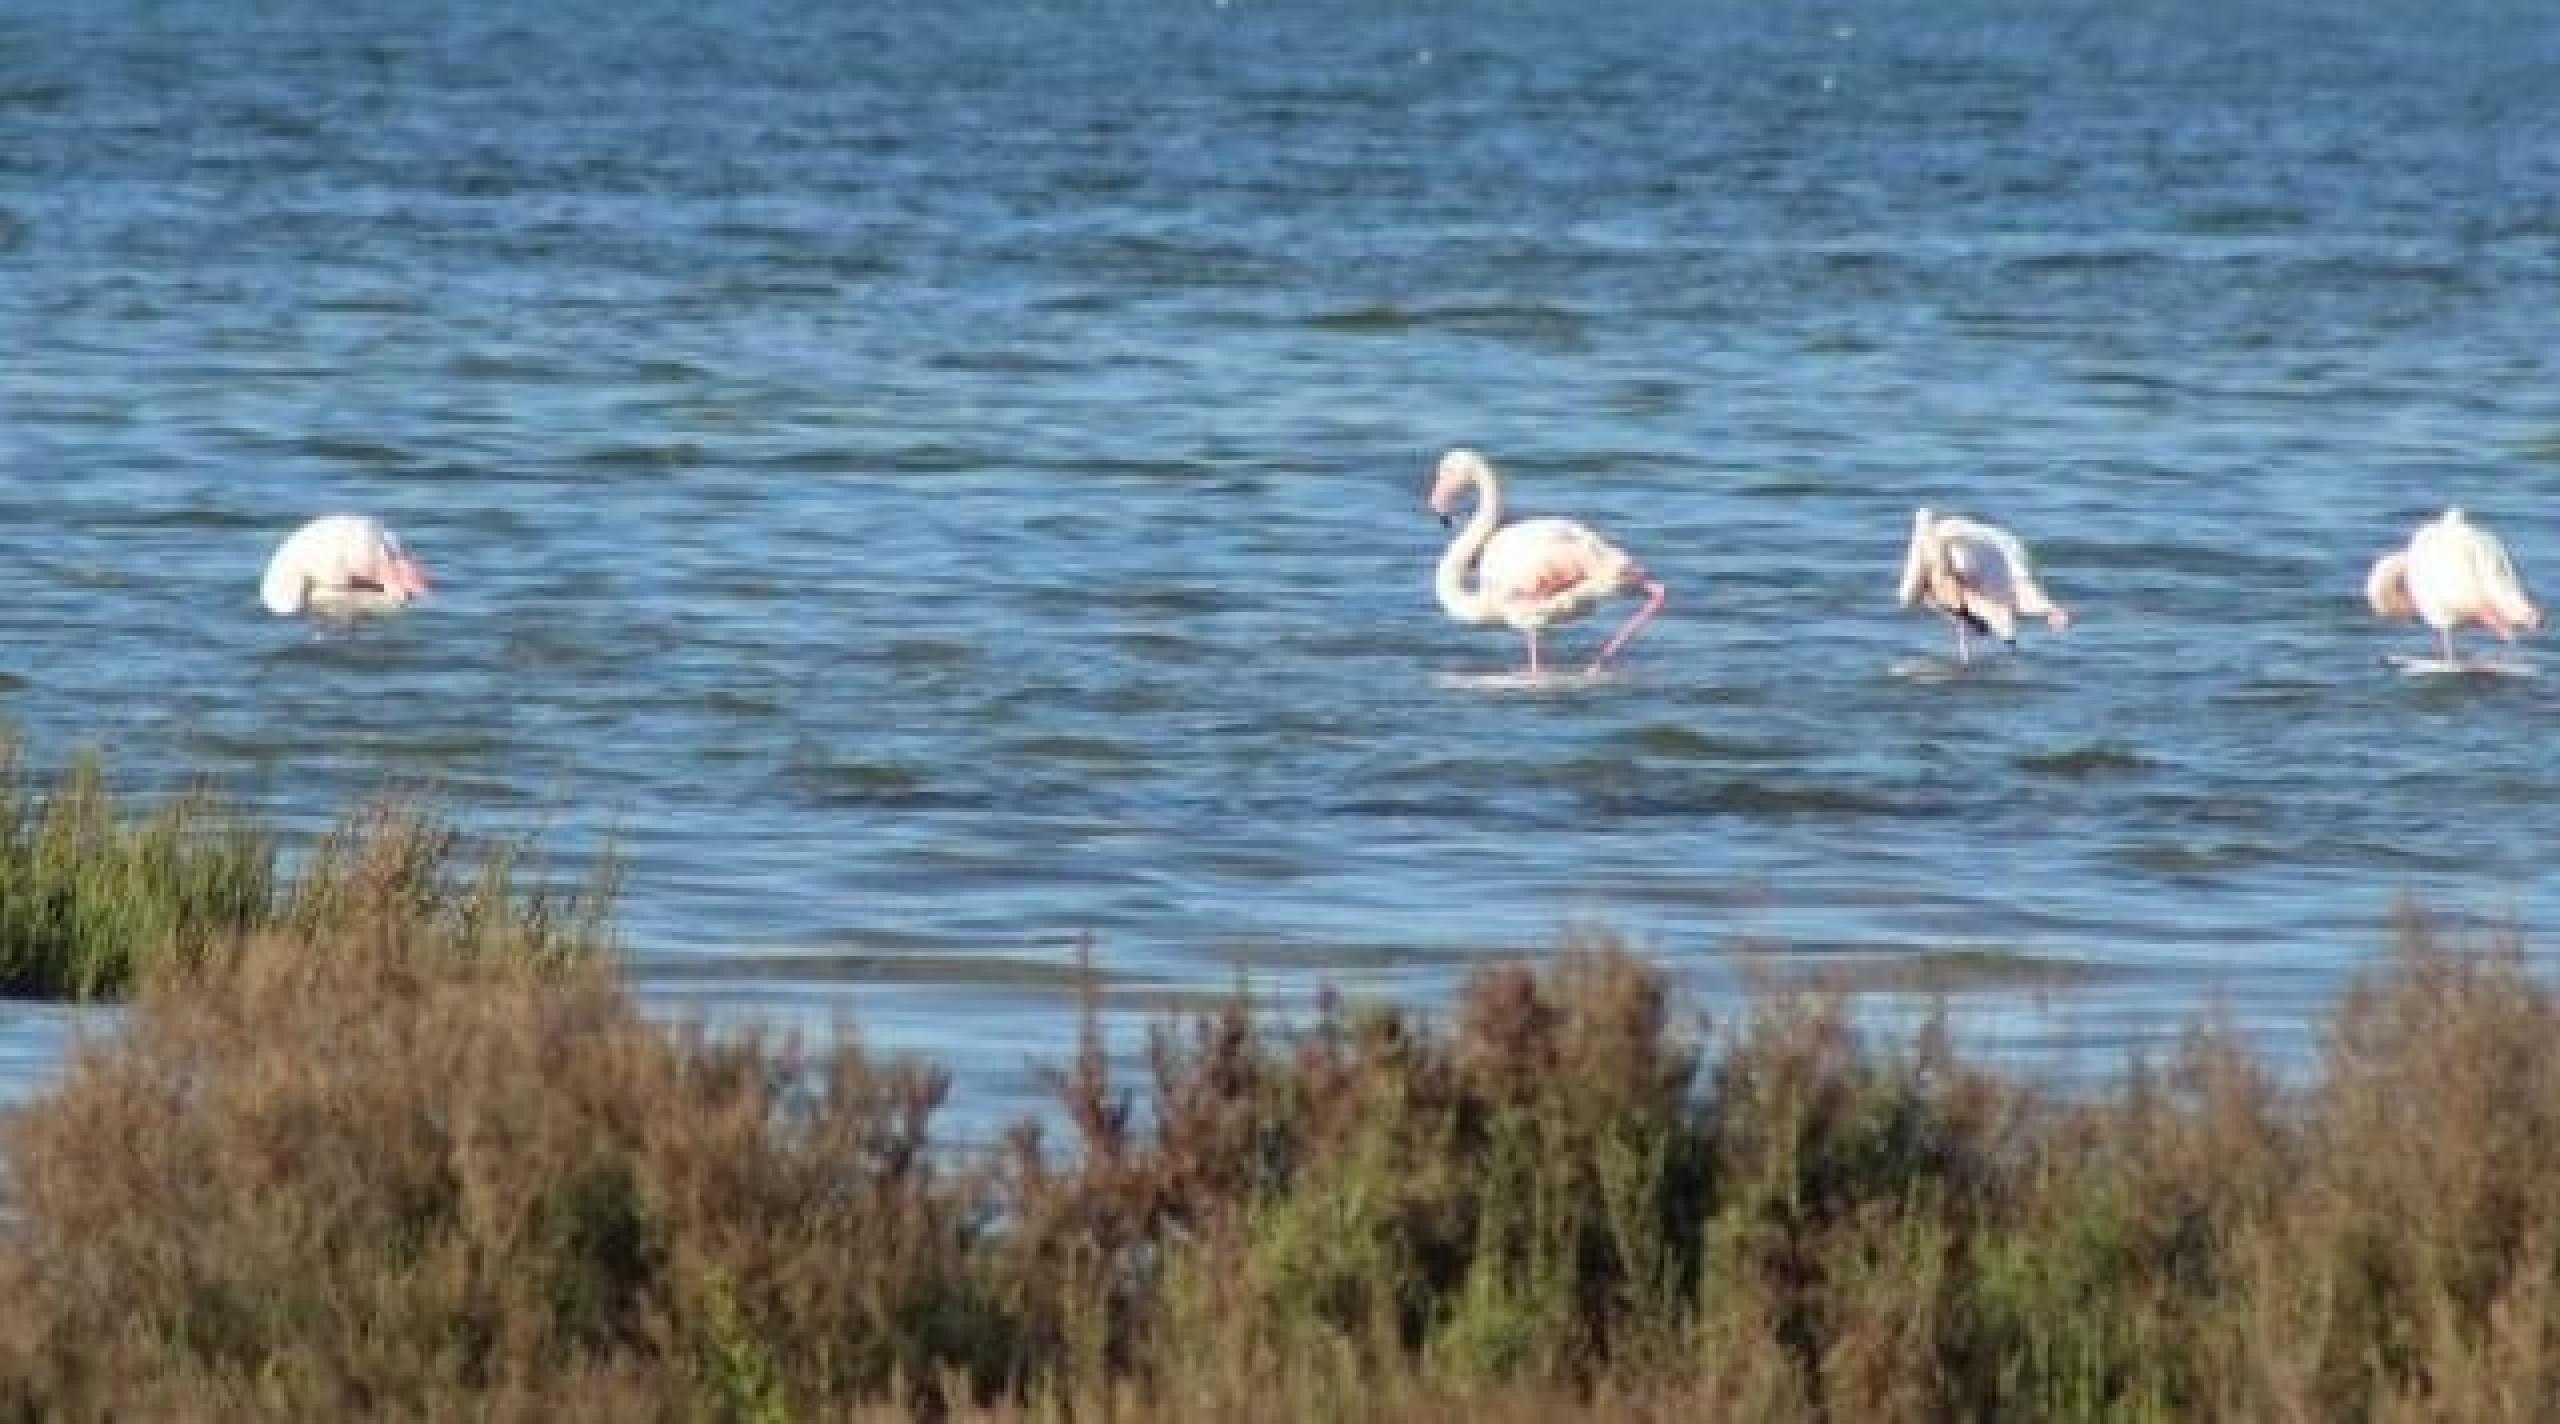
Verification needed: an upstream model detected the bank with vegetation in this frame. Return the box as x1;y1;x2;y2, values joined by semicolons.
0;738;2553;1420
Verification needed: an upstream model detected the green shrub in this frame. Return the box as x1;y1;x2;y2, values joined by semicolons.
0;734;609;999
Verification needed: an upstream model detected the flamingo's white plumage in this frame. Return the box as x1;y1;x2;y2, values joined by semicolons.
260;515;432;619
2365;507;2541;662
1428;448;1665;675
1898;508;2070;664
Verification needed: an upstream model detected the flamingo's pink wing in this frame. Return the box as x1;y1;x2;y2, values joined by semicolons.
1521;547;1597;599
1483;520;1612;604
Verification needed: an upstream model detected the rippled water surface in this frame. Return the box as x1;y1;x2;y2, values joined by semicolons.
4;0;2557;1118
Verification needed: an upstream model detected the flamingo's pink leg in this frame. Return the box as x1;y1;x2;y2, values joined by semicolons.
1954;619;1971;666
1589;580;1666;671
1524;629;1542;675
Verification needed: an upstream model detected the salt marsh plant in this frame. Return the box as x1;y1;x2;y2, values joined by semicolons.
0;734;609;998
0;741;273;997
0;771;2553;1423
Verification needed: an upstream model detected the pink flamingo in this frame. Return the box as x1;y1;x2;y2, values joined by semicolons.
1427;448;1666;675
260;515;433;620
2366;507;2542;663
1897;508;2070;664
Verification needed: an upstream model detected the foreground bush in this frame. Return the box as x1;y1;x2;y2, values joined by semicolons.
3;908;2559;1420
0;737;608;997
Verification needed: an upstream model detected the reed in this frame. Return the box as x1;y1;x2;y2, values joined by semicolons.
0;742;274;997
0;875;2555;1420
0;733;610;999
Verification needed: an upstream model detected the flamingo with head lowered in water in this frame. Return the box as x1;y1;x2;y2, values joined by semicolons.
260;514;432;622
1897;507;2071;665
2365;507;2541;665
1427;448;1666;676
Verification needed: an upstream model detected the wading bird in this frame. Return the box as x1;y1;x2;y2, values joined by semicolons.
1428;448;1665;676
1897;508;2071;664
260;515;432;621
2365;507;2541;663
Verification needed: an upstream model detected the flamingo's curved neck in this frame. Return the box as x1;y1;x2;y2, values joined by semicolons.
1435;465;1504;625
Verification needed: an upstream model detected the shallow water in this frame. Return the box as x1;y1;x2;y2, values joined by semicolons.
3;0;2556;1123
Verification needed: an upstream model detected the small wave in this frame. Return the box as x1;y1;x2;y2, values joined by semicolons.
1309;303;1419;331
696;219;814;245
734;449;864;475
309;291;420;316
2073;365;2184;396
571;441;706;472
882;638;979;669
648;948;1133;991
1112;628;1208;658
1102;585;1225;616
1305;301;1587;341
2296;254;2467;287
1797;330;1877;354
926;348;1087;376
229;102;323;140
95;507;273;532
0;82;74;110
1624;723;1723;758
1603;378;1688;416
2112;840;2278;875
2044;538;2305;580
1073;457;1210;482
499;628;627;674
1002;734;1141;767
1585;780;1910;820
285;435;420;468
869;442;995;475
624;358;714;384
2175;203;2309;236
1769;947;2121;994
786;760;986;810
2002;249;2157;274
1332;793;1501;821
1816;249;1888;273
2014;743;2154;779
695;688;786;719
446;351;575;382
1618;723;1804;762
1034;290;1118;315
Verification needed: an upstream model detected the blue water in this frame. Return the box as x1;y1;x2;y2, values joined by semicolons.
4;0;2557;1119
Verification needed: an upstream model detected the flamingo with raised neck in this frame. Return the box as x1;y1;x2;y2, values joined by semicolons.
1427;448;1665;676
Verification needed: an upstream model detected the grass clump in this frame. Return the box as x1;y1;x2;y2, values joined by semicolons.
0;735;609;999
0;744;273;997
2;884;2560;1419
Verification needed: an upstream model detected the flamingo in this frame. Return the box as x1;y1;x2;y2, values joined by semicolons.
1897;508;2071;664
2365;507;2541;663
260;515;432;620
1427;448;1666;675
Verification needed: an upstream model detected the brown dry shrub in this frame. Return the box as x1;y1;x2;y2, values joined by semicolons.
0;917;998;1422
0;909;2557;1421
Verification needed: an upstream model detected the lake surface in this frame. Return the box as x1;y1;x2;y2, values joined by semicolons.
3;0;2556;1124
